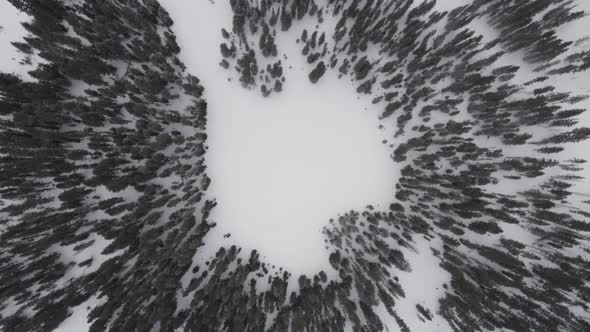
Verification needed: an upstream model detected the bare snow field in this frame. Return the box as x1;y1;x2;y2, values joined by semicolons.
160;0;397;277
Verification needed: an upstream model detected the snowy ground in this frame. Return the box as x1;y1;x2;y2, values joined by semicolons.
376;236;452;332
0;1;40;81
56;295;105;332
160;0;397;276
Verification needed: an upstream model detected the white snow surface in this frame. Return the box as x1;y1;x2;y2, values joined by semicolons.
56;295;106;332
376;236;453;332
0;1;39;81
160;0;397;276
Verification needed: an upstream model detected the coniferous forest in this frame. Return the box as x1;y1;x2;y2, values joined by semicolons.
1;0;590;331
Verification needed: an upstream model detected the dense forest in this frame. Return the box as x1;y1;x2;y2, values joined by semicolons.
1;0;590;331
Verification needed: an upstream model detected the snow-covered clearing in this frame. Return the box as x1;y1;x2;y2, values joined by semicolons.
160;0;397;276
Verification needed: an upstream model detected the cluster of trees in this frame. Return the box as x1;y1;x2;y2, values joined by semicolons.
219;0;590;330
2;0;590;331
0;0;222;331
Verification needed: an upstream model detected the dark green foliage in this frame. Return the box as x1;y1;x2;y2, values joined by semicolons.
468;221;503;234
308;61;326;83
3;0;590;331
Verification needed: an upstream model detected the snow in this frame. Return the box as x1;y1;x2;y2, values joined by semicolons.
56;294;106;332
377;236;453;332
0;1;38;81
51;233;124;285
160;0;397;276
432;0;472;12
557;0;590;41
